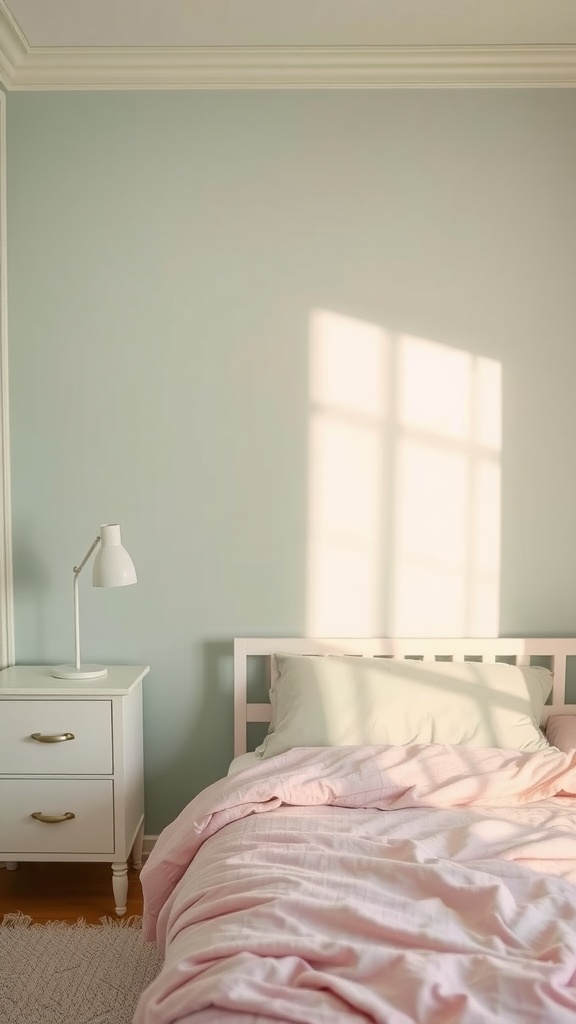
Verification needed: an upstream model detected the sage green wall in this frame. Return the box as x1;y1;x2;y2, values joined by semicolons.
7;91;576;832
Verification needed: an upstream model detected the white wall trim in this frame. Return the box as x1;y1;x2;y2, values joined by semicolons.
0;91;14;670
142;835;158;860
1;31;576;90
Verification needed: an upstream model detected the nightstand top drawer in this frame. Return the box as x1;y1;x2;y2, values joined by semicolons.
0;700;113;775
0;665;149;696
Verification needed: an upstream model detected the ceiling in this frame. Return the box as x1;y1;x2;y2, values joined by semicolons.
7;0;576;49
1;0;576;90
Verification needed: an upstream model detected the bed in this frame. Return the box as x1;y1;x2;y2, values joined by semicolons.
134;637;576;1023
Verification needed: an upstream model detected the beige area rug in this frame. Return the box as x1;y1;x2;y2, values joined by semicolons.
0;913;163;1023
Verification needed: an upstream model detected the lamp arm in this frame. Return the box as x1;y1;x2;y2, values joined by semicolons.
72;536;101;672
73;535;101;577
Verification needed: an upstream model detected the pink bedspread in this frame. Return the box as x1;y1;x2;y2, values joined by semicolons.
135;745;576;1023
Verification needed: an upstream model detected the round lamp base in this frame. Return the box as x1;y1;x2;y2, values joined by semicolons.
51;664;108;680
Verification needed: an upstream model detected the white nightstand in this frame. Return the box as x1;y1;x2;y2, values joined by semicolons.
0;664;149;915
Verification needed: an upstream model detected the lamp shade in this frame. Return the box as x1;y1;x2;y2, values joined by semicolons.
92;524;137;588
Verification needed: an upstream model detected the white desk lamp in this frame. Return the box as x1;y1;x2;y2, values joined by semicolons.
52;523;137;680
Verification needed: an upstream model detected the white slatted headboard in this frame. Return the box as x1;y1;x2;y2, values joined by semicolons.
233;637;576;757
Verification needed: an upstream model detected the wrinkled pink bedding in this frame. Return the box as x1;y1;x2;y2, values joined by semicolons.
135;745;576;1023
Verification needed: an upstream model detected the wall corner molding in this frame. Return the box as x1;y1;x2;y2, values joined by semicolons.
0;90;14;669
0;40;576;90
0;2;28;89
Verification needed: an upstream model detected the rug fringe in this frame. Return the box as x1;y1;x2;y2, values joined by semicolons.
1;911;144;929
0;912;34;928
98;915;144;929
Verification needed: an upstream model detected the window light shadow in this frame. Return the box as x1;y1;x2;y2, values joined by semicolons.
307;310;502;639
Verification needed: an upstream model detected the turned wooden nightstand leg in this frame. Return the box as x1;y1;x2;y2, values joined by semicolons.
111;861;128;916
131;820;145;870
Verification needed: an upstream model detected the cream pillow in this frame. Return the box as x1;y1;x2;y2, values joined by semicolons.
256;654;553;759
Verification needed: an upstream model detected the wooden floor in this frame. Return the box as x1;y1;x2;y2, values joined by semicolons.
0;861;144;923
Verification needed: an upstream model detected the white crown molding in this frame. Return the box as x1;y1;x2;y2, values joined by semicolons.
0;92;14;670
1;27;576;90
0;1;27;87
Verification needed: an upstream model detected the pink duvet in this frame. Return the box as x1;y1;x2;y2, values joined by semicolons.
135;744;576;1023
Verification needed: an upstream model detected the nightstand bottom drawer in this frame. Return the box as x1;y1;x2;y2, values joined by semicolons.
0;779;114;854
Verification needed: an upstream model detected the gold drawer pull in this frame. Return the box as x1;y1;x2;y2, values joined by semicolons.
31;732;75;743
31;811;76;824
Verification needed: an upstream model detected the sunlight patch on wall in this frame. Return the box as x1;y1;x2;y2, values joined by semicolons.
307;311;389;636
393;336;501;636
307;312;502;637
